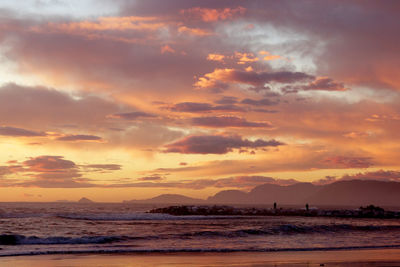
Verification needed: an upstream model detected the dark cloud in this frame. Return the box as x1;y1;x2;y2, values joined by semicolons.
110;112;157;120
0;165;24;177
137;175;165;181
170;102;212;112
56;134;103;142
252;108;278;113
168;102;244;113
323;156;374;168
241;98;279;106
84;164;122;171
23;156;81;181
24;156;76;172
214;96;238;105
0;126;46;137
192;116;272;128
164;134;284;154
0;166;9;177
196;68;314;89
0;155;122;188
302;77;347;91
233;70;313;85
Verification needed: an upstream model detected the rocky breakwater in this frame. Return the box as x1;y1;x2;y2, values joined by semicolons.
149;205;400;219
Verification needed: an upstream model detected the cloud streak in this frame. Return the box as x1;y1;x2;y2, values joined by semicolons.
168;102;244;113
56;134;103;142
192;116;272;128
164;134;284;154
0;126;46;137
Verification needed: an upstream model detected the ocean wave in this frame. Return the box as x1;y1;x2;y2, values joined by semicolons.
271;224;400;234
2;244;400;257
1;224;399;247
56;213;175;221
181;224;400;238
56;213;239;221
0;234;127;245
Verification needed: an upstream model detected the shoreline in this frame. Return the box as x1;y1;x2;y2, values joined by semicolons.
2;248;400;266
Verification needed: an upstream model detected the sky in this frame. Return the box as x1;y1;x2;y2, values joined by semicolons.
0;0;400;202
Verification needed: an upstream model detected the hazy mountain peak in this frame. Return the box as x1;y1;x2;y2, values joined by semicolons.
78;197;94;203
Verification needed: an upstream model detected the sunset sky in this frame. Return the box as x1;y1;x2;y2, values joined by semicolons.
0;0;399;202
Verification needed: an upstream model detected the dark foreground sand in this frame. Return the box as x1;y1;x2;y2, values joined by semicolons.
2;249;400;267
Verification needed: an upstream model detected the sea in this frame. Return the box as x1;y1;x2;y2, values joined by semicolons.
1;202;400;257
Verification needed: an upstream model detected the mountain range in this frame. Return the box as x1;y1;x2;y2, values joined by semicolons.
124;180;400;207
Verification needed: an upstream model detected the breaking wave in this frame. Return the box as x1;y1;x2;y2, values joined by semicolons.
182;224;400;238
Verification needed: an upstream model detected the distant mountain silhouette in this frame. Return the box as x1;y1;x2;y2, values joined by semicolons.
78;197;94;203
124;194;205;204
207;183;320;204
306;180;400;206
207;180;400;207
206;190;248;204
123;180;400;207
249;182;320;204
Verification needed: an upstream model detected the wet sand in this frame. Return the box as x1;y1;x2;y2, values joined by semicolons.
2;248;400;267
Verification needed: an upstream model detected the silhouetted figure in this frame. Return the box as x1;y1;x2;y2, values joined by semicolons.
306;203;309;211
273;202;277;210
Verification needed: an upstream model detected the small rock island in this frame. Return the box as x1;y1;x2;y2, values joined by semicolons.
78;197;94;203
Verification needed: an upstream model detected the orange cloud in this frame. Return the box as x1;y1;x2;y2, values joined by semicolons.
181;6;246;22
46;16;165;32
194;68;235;88
235;52;258;64
178;26;212;36
26;16;170;45
259;51;281;61
161;45;175;54
207;53;225;62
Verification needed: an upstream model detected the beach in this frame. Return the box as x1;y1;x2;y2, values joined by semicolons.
2;249;400;267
